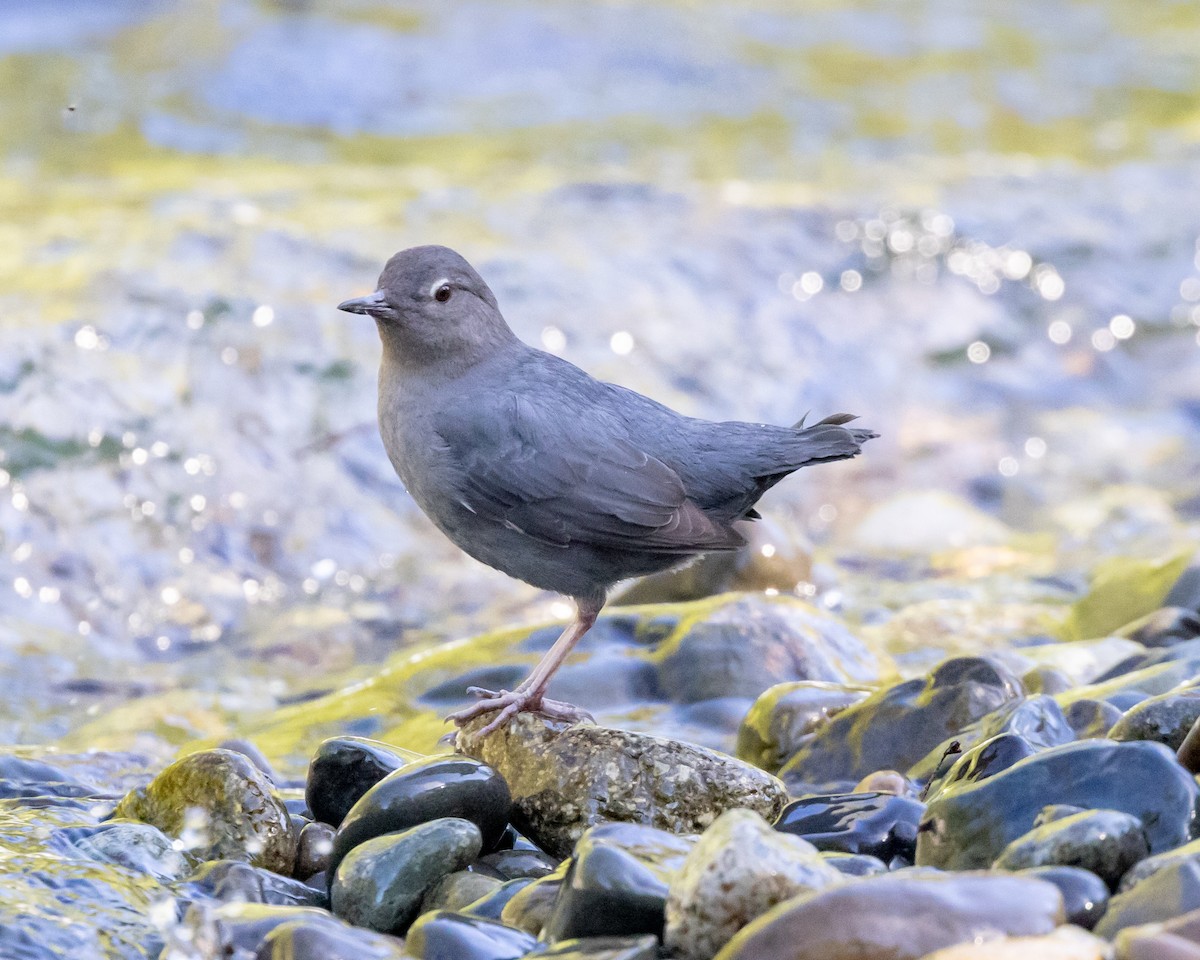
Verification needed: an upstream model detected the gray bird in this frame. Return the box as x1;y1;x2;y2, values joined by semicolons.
339;245;876;734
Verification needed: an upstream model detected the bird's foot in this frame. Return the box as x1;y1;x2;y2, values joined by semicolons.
446;686;593;736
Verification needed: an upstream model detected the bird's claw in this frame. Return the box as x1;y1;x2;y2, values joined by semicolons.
447;687;593;736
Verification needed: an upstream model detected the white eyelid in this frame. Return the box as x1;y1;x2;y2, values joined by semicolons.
429;278;450;298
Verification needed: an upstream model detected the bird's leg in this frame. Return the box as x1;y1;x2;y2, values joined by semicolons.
447;597;602;735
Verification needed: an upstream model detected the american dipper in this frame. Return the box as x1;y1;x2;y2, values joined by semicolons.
339;245;876;735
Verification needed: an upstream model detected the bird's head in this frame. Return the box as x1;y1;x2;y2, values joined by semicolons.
338;245;516;369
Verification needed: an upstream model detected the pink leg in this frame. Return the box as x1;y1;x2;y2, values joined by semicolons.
447;597;601;735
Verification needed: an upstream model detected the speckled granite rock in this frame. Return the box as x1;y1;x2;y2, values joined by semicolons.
456;714;787;858
112;748;296;874
665;809;843;960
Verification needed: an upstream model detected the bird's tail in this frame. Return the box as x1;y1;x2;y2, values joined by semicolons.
790;412;879;464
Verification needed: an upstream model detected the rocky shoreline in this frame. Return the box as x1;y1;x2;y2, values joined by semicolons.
4;560;1200;959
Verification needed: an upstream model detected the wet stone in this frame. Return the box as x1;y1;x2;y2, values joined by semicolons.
255;915;407;960
112;748;296;874
476;847;559;879
1017;866;1110;930
420;869;503;913
1120;606;1200;647
1109;688;1200;751
665;808;843;960
331;817;482;933
736;681;870;774
404;910;536;960
779;656;1021;791
295;820;334;879
821;852;888;877
185;859;328;908
544;822;695;942
329;755;509;878
917;925;1111;959
500;870;564;935
1095;857;1200;938
462;877;535;920
1063;699;1123;738
0;755;106;801
917;739;1198;870
50;820;191;881
922;733;1041;803
305;737;423;828
775;792;925;862
457;714;785;859
992;808;1149;888
1178;715;1200;773
713;872;1064;960
1112;906;1200;959
526;934;660;959
655;595;884;705
177;902;334;959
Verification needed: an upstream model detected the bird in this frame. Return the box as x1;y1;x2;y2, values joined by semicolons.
338;245;876;735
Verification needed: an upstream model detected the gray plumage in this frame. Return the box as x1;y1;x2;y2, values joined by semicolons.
339;244;876;732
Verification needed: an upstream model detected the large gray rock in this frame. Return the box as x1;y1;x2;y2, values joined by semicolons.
665;809;843;960
457;714;787;858
112;748;296;874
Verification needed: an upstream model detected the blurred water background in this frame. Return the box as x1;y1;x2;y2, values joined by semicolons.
1;0;1199;756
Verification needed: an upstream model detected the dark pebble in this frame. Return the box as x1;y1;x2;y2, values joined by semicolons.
820;852;888;877
462;878;535;920
543;822;693;942
1120;606;1200;647
305;737;423;828
189;903;332;957
993;808;1149;888
403;910;536;960
476;848;560;880
922;733;1038;802
775;792;925;862
1109;688;1200;751
736;681;870;774
255;915;406;959
500;871;564;935
295;821;335;879
329;756;510;879
421;870;503;913
1095;857;1200;938
1063;699;1123;739
918;739;1199;869
1017;866;1109;930
331;817;482;933
526;934;659;959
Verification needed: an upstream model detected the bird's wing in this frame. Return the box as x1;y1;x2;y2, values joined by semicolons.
435;395;744;554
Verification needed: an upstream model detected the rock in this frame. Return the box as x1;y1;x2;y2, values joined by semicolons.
544;822;694;942
456;713;786;859
420;869;503;913
462;877;535;920
476;848;560;880
526;935;660;959
922;734;1038;803
1112;906;1200;958
1109;688;1200;750
1166;556;1200;612
713;872;1063;960
329;755;509;877
1097;858;1200;938
1018;866;1109;930
255;914;408;960
779;657;1021;790
822;852;888;877
330;817;482;933
111;748;296;873
295;820;334;879
917;740;1198;870
49;820;191;881
854;770;910;795
916;925;1110;959
992;808;1150;888
501;870;564;935
305;737;423;827
1178;715;1200;773
174;902;334;959
775;792;925;863
1119;837;1200;891
404;910;536;960
850;491;1012;552
665;809;843;960
185;859;328;908
655;595;883;704
1120;607;1200;647
736;681;870;774
1020;667;1074;695
1060;552;1194;642
1063;699;1122;738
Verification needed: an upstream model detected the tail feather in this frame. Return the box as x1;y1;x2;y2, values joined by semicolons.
790;413;878;466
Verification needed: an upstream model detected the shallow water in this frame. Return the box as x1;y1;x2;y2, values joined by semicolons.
0;0;1199;753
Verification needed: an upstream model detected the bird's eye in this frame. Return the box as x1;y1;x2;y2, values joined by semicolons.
434;284;452;303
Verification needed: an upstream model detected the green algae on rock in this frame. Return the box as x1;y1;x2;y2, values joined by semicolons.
456;713;787;859
736;681;871;774
111;748;296;874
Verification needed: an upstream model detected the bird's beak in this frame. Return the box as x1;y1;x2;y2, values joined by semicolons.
337;291;389;316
